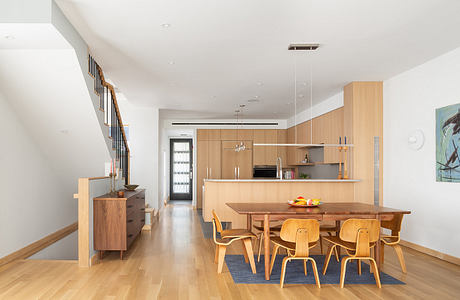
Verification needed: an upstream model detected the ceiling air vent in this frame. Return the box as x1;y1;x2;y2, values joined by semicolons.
171;122;279;126
288;43;320;51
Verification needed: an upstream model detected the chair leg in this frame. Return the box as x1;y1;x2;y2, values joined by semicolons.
243;238;257;274
241;240;249;263
339;257;350;288
393;244;407;273
303;260;308;276
214;244;219;264
217;245;227;274
334;245;340;262
356;259;361;275
269;244;280;275
380;241;385;266
320;235;323;254
257;232;263;262
308;258;321;288
322;244;335;275
369;258;382;288
280;257;290;288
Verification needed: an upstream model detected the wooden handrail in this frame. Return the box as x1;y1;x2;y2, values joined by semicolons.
88;52;130;184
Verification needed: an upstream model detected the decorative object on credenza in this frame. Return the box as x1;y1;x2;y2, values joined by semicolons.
124;184;139;191
343;136;349;179
109;158;117;193
337;136;343;179
436;103;460;182
117;191;125;198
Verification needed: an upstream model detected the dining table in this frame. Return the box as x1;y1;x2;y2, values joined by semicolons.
226;202;411;280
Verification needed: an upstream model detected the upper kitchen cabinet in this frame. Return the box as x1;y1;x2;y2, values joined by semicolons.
253;129;278;166
197;129;221;140
276;129;287;165
322;108;344;163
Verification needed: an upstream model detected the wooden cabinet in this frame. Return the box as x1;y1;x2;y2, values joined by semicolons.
94;189;145;259
253;129;278;166
220;129;237;140
197;129;220;141
322;108;344;163
221;141;253;179
196;139;221;208
277;129;287;165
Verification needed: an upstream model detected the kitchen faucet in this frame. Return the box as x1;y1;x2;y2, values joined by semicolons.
276;157;283;180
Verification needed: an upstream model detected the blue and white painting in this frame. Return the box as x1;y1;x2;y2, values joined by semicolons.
436;103;460;182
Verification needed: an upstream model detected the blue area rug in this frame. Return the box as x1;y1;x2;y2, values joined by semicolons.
225;255;404;285
197;209;229;239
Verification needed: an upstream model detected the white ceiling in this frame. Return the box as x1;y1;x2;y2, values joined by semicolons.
56;0;460;119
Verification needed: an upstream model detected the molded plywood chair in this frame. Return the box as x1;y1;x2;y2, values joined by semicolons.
322;219;381;288
212;210;257;274
253;222;282;262
381;214;407;273
269;219;321;288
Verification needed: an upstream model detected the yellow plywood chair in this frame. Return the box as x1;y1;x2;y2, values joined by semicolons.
322;219;381;288
381;214;407;273
212;210;257;274
269;219;321;288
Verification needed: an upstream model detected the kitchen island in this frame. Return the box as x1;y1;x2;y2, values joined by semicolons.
202;179;360;228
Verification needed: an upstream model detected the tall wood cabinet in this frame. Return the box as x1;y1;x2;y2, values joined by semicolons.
221;140;253;179
197;130;221;209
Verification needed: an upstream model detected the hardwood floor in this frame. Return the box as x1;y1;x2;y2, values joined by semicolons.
1;202;459;299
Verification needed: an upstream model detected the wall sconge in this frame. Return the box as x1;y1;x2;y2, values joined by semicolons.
408;129;425;151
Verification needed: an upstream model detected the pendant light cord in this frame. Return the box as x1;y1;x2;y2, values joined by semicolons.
294;53;297;144
310;57;313;144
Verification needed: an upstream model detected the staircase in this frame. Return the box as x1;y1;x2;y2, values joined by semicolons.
88;54;130;184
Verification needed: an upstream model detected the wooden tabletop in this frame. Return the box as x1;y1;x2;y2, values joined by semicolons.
94;189;145;201
226;202;411;215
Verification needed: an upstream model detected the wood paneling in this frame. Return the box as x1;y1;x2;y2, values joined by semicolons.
276;129;287;164
203;181;356;228
196;140;208;209
265;130;277;165
197;129;221;141
237;129;253;140
220;129;237;140
344;82;383;204
238;141;253;179
208;141;221;179
253;130;265;166
221;141;238;179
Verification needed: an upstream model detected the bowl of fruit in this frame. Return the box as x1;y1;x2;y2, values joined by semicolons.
288;196;321;207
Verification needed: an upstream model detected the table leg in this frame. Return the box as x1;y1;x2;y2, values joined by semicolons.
247;214;252;232
264;214;270;280
335;220;341;257
375;216;382;271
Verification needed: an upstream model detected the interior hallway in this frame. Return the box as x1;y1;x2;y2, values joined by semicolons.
0;202;459;299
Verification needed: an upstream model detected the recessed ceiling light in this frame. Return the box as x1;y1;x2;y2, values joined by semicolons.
239;104;246;108
4;35;15;40
247;99;260;103
169;61;175;65
257;82;263;86
161;23;171;28
302;82;308;86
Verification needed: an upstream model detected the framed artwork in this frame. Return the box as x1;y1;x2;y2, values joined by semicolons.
436;103;460;182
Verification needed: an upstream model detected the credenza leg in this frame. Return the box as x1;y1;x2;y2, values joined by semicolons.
99;251;104;260
120;250;123;260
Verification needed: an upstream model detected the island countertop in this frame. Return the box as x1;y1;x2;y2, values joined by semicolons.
204;179;360;183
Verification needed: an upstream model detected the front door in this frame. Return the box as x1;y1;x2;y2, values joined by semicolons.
170;139;193;200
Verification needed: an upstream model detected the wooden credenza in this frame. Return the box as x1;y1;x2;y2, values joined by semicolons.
94;189;145;259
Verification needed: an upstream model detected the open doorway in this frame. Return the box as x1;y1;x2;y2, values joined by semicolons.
169;139;193;201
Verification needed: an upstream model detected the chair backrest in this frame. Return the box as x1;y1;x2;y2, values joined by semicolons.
212;210;223;233
280;219;320;243
381;214;403;234
339;219;380;243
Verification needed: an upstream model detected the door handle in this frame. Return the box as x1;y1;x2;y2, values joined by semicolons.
234;167;237;179
238;167;240;179
206;167;209;179
209;168;212;178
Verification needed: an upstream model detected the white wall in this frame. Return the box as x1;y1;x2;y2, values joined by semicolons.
118;96;160;212
384;46;460;258
0;91;76;258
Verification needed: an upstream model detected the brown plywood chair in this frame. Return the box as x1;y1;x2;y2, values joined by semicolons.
212;210;257;274
381;214;407;273
322;219;381;288
269;219;321;288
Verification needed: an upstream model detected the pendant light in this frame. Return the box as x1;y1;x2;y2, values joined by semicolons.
253;44;353;148
234;105;246;152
